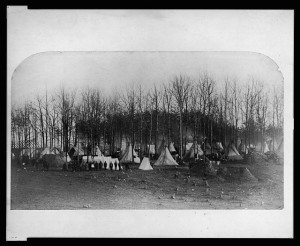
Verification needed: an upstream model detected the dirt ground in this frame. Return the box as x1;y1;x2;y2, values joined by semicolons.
10;160;284;210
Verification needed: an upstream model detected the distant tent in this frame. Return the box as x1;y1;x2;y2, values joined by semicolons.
216;142;224;151
139;157;153;170
183;142;203;160
185;142;193;152
119;144;140;164
263;141;270;153
154;147;178;166
169;142;176;153
62;152;72;162
11;152;15;160
93;145;103;156
226;143;243;161
69;145;84;159
39;147;61;159
148;144;155;155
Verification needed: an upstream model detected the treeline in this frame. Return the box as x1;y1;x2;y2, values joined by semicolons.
11;73;284;158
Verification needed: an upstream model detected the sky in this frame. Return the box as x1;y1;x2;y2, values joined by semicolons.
7;8;292;107
11;51;284;105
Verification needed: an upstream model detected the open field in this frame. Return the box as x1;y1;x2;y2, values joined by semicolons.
10;160;283;210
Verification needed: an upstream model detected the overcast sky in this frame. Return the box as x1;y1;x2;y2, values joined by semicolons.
7;8;293;107
11;51;284;105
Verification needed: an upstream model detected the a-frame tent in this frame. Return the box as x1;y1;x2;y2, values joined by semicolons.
263;141;270;153
238;142;248;155
183;142;203;160
93;145;103;156
154;147;178;166
148;144;155;155
39;147;61;159
119;144;140;164
68;145;85;159
139;157;153;170
169;142;176;153
226;143;243;161
216;142;224;151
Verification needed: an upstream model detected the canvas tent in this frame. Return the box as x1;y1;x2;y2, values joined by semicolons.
169;142;176;153
263;141;270;153
139;157;153;170
119;144;140;164
185;142;193;153
183;142;203;160
93;145;103;156
216;142;224;151
226;143;243;161
39;147;61;159
62;152;72;162
69;145;85;159
148;144;155;155
154;147;178;166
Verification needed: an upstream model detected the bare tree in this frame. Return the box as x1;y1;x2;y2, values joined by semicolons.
171;75;191;159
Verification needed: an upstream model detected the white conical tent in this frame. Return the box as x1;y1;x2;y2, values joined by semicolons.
169;142;176;153
154;147;179;166
227;144;243;160
139;157;153;170
148;144;155;154
216;142;224;151
120;144;140;164
94;146;103;156
184;142;203;159
263;141;270;153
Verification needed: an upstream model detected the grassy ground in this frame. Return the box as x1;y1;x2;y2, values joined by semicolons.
10;159;284;210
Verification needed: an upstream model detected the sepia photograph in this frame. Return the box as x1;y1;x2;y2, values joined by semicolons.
6;8;293;239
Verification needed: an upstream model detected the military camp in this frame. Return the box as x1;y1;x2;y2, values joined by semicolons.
10;52;285;210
